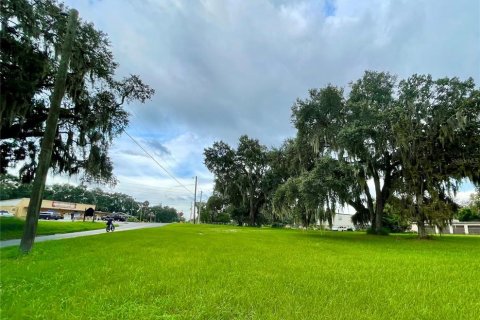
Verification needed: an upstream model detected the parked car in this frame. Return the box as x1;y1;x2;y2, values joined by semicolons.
39;211;63;220
0;210;14;217
101;214;126;222
331;226;351;232
112;213;127;222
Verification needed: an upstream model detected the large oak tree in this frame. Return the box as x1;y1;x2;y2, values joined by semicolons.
1;0;154;184
393;75;480;237
291;71;479;235
292;71;400;232
204;135;269;226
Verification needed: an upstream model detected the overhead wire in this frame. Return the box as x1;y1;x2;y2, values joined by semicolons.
123;130;194;195
125;105;183;167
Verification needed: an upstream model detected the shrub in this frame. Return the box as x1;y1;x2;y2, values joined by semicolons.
271;222;285;228
127;216;139;222
215;212;231;224
456;208;480;221
366;227;390;236
383;213;410;233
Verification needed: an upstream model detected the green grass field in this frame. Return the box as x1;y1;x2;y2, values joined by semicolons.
1;224;479;319
0;217;106;240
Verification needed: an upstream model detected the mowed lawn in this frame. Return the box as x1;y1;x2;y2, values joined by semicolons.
1;224;479;320
0;217;106;240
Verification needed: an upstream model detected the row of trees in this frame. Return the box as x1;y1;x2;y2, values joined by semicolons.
0;174;181;222
150;205;182;224
204;71;480;237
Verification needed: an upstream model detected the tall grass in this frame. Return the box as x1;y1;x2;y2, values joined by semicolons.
0;217;105;240
1;224;479;319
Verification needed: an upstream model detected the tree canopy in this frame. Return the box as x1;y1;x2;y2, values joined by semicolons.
204;71;479;237
290;71;480;236
291;72;401;232
150;205;179;223
392;75;480;236
0;0;154;184
204;135;269;225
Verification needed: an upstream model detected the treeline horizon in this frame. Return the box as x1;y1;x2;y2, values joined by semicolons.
0;174;181;223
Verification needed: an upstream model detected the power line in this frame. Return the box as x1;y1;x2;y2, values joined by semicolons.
118;181;196;188
123;130;194;195
106;182;195;192
125;105;183;167
104;186;193;195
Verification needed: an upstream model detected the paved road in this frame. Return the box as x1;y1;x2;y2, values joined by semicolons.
0;222;168;249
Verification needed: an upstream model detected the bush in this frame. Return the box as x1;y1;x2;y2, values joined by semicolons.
127;216;139;222
271;222;285;228
383;213;410;233
215;212;231;224
366;227;390;236
457;208;480;221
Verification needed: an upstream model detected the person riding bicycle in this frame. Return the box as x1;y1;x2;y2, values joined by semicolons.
106;217;114;231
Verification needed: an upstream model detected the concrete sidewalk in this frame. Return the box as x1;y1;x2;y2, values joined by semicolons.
0;222;168;248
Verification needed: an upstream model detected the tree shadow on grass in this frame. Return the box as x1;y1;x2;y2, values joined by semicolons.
295;230;461;245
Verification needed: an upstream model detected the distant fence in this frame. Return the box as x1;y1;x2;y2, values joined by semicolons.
412;223;480;235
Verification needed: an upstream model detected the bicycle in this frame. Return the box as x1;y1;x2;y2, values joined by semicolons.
106;223;115;232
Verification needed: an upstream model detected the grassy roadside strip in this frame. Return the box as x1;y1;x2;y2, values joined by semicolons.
1;224;479;319
0;217;106;240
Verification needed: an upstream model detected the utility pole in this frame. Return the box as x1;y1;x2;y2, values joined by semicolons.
190;202;193;222
19;9;79;254
198;191;203;224
193;176;197;224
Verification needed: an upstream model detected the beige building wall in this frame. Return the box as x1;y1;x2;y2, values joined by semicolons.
0;198;30;217
0;198;96;218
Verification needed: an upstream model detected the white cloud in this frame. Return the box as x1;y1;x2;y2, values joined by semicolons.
454;191;475;207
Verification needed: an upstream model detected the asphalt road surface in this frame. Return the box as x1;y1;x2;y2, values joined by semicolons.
0;222;169;248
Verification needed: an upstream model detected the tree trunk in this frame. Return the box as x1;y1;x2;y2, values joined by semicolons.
417;217;428;239
374;206;383;232
19;10;78;254
303;209;310;228
249;189;255;226
416;191;428;239
374;196;384;233
371;169;383;233
363;184;375;229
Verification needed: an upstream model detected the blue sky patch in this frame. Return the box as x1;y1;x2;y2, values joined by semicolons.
323;0;336;17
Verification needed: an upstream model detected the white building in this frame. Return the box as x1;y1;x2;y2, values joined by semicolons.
411;220;480;235
316;213;356;230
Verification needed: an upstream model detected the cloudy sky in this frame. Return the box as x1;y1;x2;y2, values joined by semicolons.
55;0;479;217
